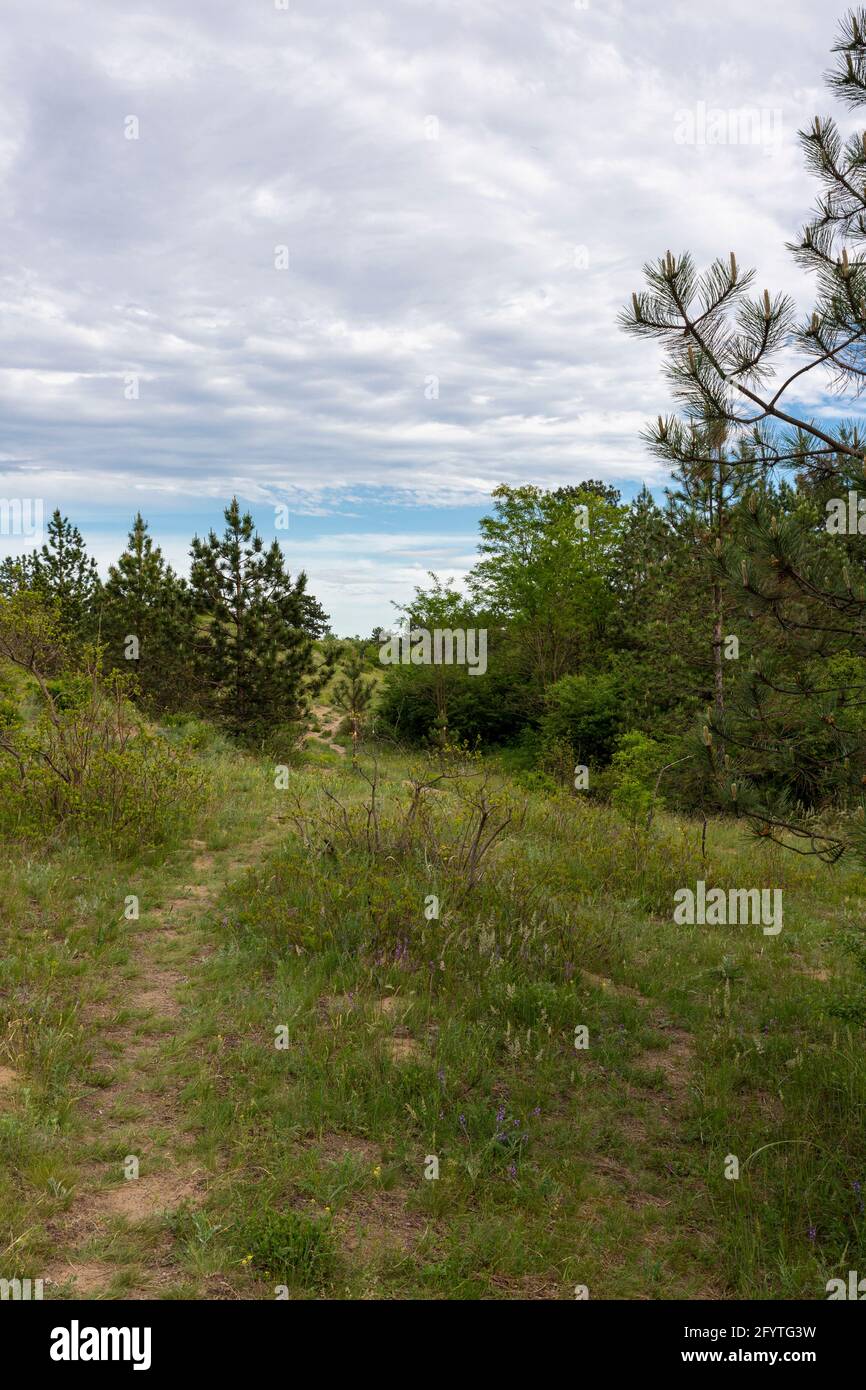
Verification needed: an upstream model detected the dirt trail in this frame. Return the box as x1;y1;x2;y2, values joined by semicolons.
578;968;721;1295
303;704;346;756
581;969;695;1109
42;838;276;1299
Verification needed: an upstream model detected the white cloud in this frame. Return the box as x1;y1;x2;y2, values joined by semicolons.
0;0;860;628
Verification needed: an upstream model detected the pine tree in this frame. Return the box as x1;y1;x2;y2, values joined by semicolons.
0;554;37;598
190;497;328;737
36;511;101;635
621;9;866;864
102;514;197;712
663;426;762;717
332;646;376;763
1;511;100;636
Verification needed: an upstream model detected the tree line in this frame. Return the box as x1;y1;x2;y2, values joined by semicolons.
377;471;866;836
0;499;331;739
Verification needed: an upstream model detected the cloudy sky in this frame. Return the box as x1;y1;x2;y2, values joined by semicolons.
0;0;861;633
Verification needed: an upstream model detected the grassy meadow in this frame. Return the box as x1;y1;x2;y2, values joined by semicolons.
1;708;864;1301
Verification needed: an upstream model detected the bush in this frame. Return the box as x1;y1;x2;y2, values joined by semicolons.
609;730;662;827
378;654;532;747
512;767;559;796
540;672;621;764
255;720;306;762
159;714;227;754
830;921;866;1024
43;674;91;711
0;671;205;853
0;724;205;854
0;597;207;852
78;733;205;852
238;1207;337;1291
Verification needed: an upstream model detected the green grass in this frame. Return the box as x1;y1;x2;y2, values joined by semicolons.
2;722;865;1299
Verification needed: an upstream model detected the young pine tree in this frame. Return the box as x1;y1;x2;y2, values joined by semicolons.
661;424;762;718
3;511;101;637
190;497;328;738
0;554;37;598
102;514;197;713
332;646;377;764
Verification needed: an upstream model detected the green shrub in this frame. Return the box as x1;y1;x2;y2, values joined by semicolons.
540;672;621;764
256;720;306;762
609;730;662;826
0;677;206;854
44;674;91;711
830;922;866;1024
512;767;559;796
0;696;20;731
78;733;205;852
0;730;204;854
238;1207;337;1290
378;653;531;747
159;714;220;751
